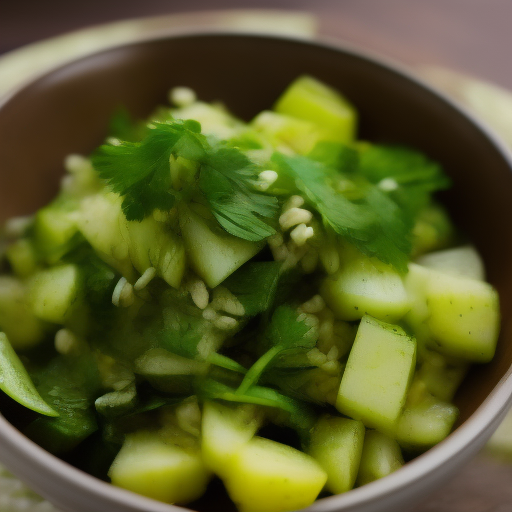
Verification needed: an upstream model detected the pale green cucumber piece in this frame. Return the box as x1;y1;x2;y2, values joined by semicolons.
415;245;485;281
396;394;458;451
411;203;454;258
201;401;260;478
29;264;80;324
77;192;133;278
426;271;500;362
251;110;325;155
403;263;431;330
5;238;38;278
78;192;186;288
95;382;137;418
135;348;209;393
336;316;416;433
122;216;186;289
224;436;327;512
179;205;264;288
417;350;468;402
0;332;57;416
274;75;357;143
34;204;79;263
172;101;244;140
357;430;404;486
308;415;365;494
321;254;409;323
109;431;210;504
0;276;46;349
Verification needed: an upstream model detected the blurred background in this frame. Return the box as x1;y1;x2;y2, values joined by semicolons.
2;0;512;89
1;1;512;511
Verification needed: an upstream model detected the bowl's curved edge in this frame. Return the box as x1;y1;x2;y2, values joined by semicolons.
0;30;512;512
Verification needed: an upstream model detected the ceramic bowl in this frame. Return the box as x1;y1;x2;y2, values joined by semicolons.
1;32;512;512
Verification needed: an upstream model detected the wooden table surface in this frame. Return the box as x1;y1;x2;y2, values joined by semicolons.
1;1;512;511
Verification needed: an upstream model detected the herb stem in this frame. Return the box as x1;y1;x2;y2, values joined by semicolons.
236;345;282;395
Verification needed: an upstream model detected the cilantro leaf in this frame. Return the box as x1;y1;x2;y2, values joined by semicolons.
273;152;413;272
359;145;451;216
236;305;318;394
199;147;279;241
223;261;283;316
91;120;205;221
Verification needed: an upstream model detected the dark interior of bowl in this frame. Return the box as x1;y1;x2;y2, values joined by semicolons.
1;33;512;511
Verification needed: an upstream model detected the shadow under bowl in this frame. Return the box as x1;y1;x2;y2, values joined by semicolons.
1;32;512;512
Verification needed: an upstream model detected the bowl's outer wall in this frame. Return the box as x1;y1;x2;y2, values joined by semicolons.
1;34;512;512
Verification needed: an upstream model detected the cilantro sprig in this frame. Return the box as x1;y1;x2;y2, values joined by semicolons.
91;119;278;241
273;143;449;272
236;305;318;395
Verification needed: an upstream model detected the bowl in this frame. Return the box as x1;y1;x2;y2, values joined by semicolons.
1;32;512;512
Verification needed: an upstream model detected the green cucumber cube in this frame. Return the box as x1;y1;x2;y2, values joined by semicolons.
109;431;210;504
124;215;186;289
396;394;458;451
308;415;365;494
336;316;416;433
415;245;485;281
5;239;38;278
224;436;327;512
201;401;260;478
179;205;263;288
251;110;326;155
29;264;80;324
0;276;46;349
274;75;357;143
357;430;404;486
426;271;500;362
321;255;409;323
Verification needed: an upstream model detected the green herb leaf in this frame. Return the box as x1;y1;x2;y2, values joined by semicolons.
199;147;279;241
91;120;205;221
236;305;317;394
223;261;283;316
0;332;58;417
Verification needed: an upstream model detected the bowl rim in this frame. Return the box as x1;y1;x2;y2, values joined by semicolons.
1;29;512;512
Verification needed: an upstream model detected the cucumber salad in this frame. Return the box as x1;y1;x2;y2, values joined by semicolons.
0;76;500;512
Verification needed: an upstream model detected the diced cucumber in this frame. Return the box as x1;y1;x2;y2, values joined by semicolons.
33;204;79;263
321;253;409;323
29;264;80;324
224;436;327;512
356;430;404;486
77;192;133;278
308;415;365;494
415;245;485;281
135;348;209;393
411;203;454;258
251;111;326;155
274;75;357;143
417;350;468;402
109;431;210;504
123;216;186;289
179;204;264;288
172;101;244;140
396;394;458;451
95;382;137;418
336;316;416;433
5;238;38;278
0;332;57;416
78;192;186;288
201;401;260;478
426;271;499;362
0;276;46;349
